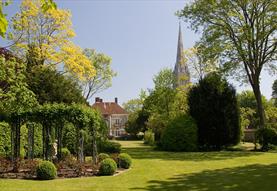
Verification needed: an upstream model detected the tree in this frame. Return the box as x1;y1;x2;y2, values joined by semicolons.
10;0;95;80
123;90;147;113
27;66;86;104
0;0;9;38
0;56;37;169
143;68;177;142
238;90;267;110
82;49;116;101
184;47;218;81
178;0;277;129
124;90;148;136
0;56;37;115
188;73;240;150
238;90;268;129
1;0;56;38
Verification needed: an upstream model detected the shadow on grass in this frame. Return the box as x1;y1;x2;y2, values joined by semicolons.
131;163;277;191
123;147;263;161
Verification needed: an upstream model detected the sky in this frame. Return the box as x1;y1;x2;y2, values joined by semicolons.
1;0;276;105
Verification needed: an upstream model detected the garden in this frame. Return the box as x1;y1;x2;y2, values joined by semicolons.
0;103;132;179
0;0;277;190
0;141;276;191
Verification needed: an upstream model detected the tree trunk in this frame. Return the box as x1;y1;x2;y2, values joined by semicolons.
252;80;266;129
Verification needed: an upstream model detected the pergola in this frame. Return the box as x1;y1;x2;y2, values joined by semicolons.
2;104;102;171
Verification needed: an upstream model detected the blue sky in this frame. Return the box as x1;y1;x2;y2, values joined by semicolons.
1;0;275;105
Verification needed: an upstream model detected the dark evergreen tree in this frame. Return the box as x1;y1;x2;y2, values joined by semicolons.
27;66;86;104
188;73;240;150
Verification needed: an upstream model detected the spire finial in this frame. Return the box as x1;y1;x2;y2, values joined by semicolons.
176;22;183;64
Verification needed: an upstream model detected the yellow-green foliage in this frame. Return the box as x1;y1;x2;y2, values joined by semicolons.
11;0;95;80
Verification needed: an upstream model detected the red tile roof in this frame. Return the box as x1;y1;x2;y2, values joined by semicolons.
92;102;128;115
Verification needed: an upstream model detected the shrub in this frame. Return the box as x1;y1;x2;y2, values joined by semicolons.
144;130;155;146
118;153;132;169
98;153;110;162
98;141;121;153
256;127;277;151
61;148;71;159
98;158;117;176
36;161;57;180
188;73;240;150
160;115;197;152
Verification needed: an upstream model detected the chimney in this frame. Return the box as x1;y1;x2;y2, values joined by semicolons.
95;97;100;103
115;97;118;104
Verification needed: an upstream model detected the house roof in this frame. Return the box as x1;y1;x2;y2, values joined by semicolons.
92;102;128;115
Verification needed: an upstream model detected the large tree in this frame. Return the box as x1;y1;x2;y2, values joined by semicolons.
188;73;240;150
27;66;86;104
82;49;116;101
178;0;277;129
10;0;95;80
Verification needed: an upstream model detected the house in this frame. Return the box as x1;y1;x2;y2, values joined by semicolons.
92;97;129;137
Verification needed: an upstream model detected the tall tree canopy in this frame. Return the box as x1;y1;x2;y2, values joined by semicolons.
27;66;86;104
188;73;240;150
0;56;37;116
10;0;95;80
82;49;116;101
178;0;277;129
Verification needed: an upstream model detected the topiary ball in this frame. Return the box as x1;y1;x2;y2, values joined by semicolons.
98;153;110;162
99;158;117;176
118;153;132;169
36;161;57;180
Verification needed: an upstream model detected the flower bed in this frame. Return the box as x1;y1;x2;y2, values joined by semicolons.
0;153;132;179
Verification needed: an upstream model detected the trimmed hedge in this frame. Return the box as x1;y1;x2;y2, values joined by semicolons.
98;153;110;162
118;153;132;169
160;115;197;152
36;161;57;180
98;141;121;153
99;158;117;176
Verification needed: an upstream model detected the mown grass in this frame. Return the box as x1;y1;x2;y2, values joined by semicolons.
0;141;276;191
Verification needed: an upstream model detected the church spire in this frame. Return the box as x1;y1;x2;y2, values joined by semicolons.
176;22;184;64
174;22;190;88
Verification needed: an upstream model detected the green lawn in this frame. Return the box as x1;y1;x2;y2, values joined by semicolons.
1;141;277;191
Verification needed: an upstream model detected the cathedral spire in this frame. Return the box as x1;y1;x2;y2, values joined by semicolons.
176;22;184;64
174;22;190;88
